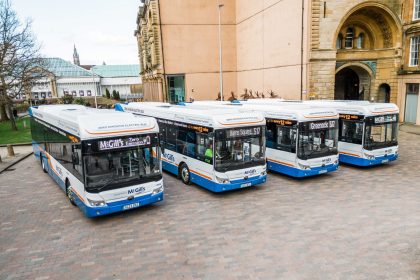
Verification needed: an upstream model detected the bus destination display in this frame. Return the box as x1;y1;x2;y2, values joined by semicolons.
98;136;151;151
226;126;262;138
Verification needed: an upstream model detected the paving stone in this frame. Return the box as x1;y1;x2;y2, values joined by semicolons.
0;132;419;279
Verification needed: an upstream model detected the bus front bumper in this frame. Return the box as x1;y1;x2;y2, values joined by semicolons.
268;160;339;178
191;173;267;193
339;153;398;166
81;192;164;218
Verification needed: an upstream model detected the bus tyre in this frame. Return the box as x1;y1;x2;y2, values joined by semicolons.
66;181;77;206
180;163;191;185
41;156;47;173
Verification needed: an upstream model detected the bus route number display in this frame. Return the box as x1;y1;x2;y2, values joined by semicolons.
98;136;151;151
226;127;261;138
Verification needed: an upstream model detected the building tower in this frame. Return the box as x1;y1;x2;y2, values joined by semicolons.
73;44;80;66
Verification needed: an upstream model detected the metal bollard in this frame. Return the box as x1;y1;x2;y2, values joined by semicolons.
7;145;15;157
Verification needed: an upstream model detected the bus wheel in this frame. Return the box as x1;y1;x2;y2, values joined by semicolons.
180;163;191;185
41;156;47;173
66;180;77;206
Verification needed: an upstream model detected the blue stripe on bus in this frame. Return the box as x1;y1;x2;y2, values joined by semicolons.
162;159;266;192
339;153;398;166
162;160;179;176
267;160;338;178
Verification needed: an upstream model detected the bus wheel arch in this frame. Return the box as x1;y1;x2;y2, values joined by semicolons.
65;178;76;206
179;162;191;185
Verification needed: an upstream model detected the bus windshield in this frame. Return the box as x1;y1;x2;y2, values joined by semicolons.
297;120;338;160
214;126;266;172
84;145;161;193
364;115;398;150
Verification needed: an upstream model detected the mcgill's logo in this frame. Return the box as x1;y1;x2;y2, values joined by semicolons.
244;169;256;175
128;187;145;195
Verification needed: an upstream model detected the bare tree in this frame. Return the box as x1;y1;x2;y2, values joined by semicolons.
0;0;45;130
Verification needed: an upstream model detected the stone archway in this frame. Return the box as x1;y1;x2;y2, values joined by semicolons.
335;64;373;100
378;83;391;103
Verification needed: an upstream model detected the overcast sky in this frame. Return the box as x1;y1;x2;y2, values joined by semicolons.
11;0;141;65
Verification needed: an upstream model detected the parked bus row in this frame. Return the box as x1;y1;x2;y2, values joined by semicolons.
29;100;399;218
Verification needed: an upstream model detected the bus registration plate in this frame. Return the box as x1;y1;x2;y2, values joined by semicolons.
123;202;140;210
382;159;389;163
241;183;251;188
319;170;327;174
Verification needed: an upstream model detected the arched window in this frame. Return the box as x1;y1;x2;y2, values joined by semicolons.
336;34;343;49
345;27;354;48
357;33;365;49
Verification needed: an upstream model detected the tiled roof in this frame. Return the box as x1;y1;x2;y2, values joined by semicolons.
91;65;140;78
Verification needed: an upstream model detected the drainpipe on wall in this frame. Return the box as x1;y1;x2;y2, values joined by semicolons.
300;0;305;100
157;0;167;102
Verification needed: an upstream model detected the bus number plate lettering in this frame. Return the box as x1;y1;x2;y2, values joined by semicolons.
241;183;251;188
123;203;140;210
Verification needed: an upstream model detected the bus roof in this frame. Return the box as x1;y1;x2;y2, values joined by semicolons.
29;105;159;140
233;99;399;117
302;100;399;117
117;102;266;129
186;101;338;122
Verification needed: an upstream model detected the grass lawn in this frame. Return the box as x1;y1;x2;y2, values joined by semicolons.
0;117;31;145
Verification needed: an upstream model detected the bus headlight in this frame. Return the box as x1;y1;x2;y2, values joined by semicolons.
87;198;106;207
260;171;267;176
298;163;311;170
364;153;375;160
215;176;229;184
152;186;164;195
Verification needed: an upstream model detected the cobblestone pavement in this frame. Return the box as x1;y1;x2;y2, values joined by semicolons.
0;132;419;280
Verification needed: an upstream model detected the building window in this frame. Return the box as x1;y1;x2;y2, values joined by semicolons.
345;27;354;48
357;33;364;49
410;36;420;66
414;0;420;20
336;34;343;49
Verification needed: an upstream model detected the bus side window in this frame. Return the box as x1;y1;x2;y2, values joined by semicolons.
72;144;83;179
166;126;177;151
266;122;276;149
196;133;209;162
177;128;187;154
186;131;196;157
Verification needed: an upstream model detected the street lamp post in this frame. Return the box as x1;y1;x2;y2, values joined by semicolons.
218;1;224;101
91;68;98;108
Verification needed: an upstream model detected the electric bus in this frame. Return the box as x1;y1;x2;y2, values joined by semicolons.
303;100;399;166
29;105;163;217
183;101;340;177
116;102;267;192
243;99;399;166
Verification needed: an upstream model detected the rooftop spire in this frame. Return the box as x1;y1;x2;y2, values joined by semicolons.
73;44;80;66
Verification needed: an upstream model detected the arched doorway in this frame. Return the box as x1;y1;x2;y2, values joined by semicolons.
378;84;391;103
334;68;360;100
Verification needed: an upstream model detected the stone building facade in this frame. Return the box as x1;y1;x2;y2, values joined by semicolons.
135;0;418;123
397;0;420;124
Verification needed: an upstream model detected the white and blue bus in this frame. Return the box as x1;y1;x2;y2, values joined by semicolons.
29;105;163;217
116;102;267;192
183;101;340;177
303;101;399;166
244;99;400;166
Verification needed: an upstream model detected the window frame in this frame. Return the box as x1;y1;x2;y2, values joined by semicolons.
409;36;420;67
414;0;420;20
345;27;354;49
